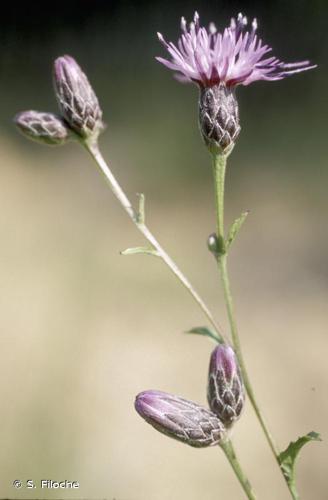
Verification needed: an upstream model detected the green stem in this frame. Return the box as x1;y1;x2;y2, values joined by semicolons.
219;254;280;459
82;139;255;498
212;152;297;499
80;138;226;341
221;439;257;500
213;153;226;240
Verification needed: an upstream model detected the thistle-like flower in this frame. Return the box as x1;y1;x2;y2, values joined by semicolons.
208;344;245;427
135;390;226;447
53;55;103;140
14;111;70;146
157;12;316;153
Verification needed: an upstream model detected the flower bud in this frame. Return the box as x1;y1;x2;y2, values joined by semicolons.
14;110;70;146
207;232;225;257
135;390;226;448
207;345;245;427
53;55;103;139
207;232;219;254
199;84;240;154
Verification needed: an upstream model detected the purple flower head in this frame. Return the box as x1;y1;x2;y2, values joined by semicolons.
208;344;245;427
157;12;316;88
135;390;226;448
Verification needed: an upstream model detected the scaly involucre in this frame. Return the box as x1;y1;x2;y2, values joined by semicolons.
14;111;70;145
53;55;103;139
208;345;245;427
135;390;226;447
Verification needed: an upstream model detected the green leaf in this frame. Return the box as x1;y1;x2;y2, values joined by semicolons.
186;326;223;344
226;211;249;249
278;431;321;498
120;246;159;257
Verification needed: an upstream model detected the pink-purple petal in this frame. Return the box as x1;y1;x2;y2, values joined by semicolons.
156;11;316;88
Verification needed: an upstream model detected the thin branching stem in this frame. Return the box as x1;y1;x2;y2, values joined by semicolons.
212;152;299;499
83;138;226;342
84;138;256;497
221;439;257;500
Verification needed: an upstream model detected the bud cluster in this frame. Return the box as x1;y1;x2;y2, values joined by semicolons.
135;343;245;448
15;55;103;146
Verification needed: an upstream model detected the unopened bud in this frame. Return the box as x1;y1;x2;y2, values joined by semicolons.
207;232;225;256
207;345;245;427
207;232;219;254
14;111;70;146
53;55;103;139
199;84;240;154
135;390;226;447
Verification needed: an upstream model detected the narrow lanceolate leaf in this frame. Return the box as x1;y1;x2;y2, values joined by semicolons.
278;432;321;498
120;246;159;257
226;211;249;249
135;390;226;448
186;326;223;344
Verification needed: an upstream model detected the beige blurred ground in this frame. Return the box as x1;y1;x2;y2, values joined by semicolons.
0;130;327;500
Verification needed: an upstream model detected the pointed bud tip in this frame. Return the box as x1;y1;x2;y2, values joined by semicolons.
53;54;79;79
210;344;236;378
54;54;76;66
135;390;156;412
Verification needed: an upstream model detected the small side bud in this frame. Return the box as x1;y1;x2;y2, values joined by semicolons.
207;232;225;256
53;55;103;139
199;83;240;154
135;390;226;448
207;232;219;254
208;345;245;427
14;111;70;146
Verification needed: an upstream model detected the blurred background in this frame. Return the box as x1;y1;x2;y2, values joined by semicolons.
0;0;327;498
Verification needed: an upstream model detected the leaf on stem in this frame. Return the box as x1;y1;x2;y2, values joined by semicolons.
278;431;321;495
226;211;249;249
186;326;223;343
121;246;159;257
